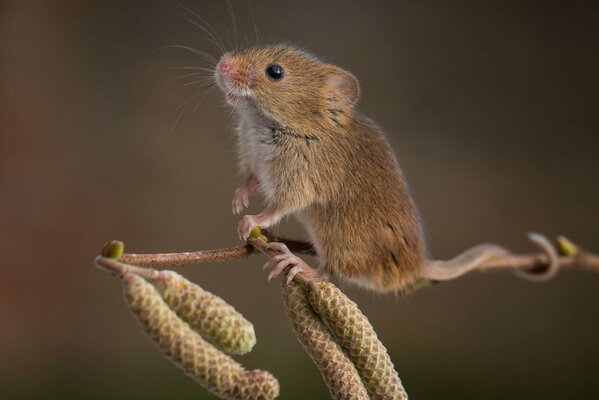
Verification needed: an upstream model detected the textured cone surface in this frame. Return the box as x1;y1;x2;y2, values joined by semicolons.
282;281;369;400
123;273;279;400
151;270;256;355
307;281;407;400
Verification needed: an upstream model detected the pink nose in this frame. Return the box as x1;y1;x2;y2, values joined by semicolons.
218;61;232;74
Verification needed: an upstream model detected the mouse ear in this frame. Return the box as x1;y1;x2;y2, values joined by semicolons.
323;66;360;111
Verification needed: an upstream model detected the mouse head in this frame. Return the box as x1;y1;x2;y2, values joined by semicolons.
215;45;360;129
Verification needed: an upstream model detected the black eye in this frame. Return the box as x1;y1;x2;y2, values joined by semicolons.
265;64;284;81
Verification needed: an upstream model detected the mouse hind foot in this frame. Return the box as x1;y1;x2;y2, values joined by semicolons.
264;242;328;283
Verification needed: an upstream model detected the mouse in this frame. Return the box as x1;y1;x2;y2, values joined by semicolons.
214;44;509;292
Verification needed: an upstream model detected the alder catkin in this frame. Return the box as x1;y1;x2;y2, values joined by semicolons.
149;270;256;355
123;273;279;400
306;281;407;400
282;281;370;400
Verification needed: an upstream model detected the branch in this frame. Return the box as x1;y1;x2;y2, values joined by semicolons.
110;231;598;287
420;233;599;285
114;229;315;268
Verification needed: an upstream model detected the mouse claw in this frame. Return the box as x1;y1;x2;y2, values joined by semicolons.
286;265;304;284
238;215;259;240
263;254;286;270
263;241;324;283
267;257;297;281
263;242;303;281
267;242;290;254
232;188;250;215
286;262;325;284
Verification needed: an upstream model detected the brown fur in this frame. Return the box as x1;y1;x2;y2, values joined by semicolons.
216;45;426;291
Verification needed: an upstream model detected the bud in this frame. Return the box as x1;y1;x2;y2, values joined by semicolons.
101;240;124;259
557;235;578;256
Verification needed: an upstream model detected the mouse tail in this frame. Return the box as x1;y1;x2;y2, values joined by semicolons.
419;244;510;281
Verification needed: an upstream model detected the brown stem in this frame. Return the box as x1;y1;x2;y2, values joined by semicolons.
480;250;599;272
576;250;599;272
117;233;314;268
101;232;598;287
95;255;160;279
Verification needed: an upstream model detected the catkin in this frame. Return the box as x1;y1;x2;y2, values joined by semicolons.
282;281;370;400
306;281;407;400
149;270;256;355
123;273;279;400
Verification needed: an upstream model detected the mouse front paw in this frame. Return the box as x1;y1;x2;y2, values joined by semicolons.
232;186;250;215
231;175;259;215
238;214;262;240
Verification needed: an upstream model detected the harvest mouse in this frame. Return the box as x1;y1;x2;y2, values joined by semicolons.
214;44;511;292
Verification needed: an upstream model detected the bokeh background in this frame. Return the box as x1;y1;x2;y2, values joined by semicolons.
2;1;598;399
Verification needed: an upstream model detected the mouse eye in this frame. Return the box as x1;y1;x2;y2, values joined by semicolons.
265;64;284;81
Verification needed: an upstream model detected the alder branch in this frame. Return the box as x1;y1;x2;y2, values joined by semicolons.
454;233;599;278
117;230;315;268
111;231;599;289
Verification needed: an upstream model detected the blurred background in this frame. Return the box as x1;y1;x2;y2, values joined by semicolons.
1;0;598;399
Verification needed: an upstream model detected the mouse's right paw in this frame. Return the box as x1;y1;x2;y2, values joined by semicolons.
232;187;250;215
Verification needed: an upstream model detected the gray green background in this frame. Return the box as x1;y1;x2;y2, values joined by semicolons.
1;0;598;399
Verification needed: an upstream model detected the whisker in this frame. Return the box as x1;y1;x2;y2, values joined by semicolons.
158;44;217;63
246;0;259;46
171;105;190;132
194;75;218;84
171;85;215;132
223;25;232;48
175;90;204;113
193;86;216;112
169;66;215;72
179;3;227;54
179;2;223;46
226;98;238;124
182;79;215;88
165;71;203;88
226;0;239;49
181;14;226;54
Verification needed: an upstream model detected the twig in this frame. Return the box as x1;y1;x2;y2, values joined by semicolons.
479;251;599;272
105;232;598;288
473;236;599;274
116;231;315;268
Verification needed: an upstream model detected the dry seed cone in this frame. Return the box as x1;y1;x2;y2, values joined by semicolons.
282;281;369;400
306;281;407;400
123;273;279;400
150;270;256;355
